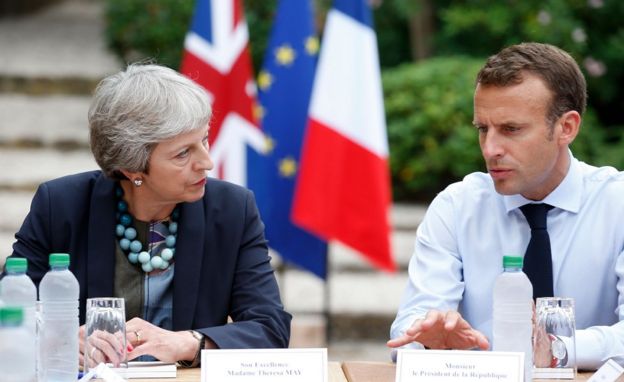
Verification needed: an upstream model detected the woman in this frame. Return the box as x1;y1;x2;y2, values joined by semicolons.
9;64;291;367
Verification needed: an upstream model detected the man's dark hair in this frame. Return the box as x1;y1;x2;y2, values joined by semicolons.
476;42;587;126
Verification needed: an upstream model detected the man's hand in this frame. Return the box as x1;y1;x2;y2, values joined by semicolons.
533;314;553;368
387;310;489;350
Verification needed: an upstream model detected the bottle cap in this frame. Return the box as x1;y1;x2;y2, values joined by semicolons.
5;257;27;273
503;256;523;268
0;306;24;326
49;253;70;267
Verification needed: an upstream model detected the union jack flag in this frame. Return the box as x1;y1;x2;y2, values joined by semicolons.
180;0;266;186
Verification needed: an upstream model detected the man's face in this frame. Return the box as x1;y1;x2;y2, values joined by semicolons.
473;74;570;201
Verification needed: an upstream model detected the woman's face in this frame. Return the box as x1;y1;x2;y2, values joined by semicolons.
140;126;213;206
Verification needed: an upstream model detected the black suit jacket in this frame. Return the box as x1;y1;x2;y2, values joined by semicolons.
8;171;291;348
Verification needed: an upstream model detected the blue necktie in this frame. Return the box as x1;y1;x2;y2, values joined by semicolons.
520;203;554;299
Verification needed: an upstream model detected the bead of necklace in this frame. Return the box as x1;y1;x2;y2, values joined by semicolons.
115;185;179;273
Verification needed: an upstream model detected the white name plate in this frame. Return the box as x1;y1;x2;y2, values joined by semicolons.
200;348;327;382
588;359;624;382
396;349;524;382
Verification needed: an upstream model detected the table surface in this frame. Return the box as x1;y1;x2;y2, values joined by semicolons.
131;361;594;381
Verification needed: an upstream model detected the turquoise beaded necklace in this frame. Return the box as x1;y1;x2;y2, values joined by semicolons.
115;185;179;273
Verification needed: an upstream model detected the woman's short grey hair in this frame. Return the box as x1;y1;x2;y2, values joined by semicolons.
89;63;212;179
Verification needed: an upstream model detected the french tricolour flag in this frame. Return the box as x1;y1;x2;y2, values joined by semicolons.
293;0;394;271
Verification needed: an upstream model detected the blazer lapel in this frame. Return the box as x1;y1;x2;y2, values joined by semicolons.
172;197;207;330
86;175;117;298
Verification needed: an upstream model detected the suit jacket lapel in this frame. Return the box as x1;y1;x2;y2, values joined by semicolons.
86;174;117;298
173;196;207;330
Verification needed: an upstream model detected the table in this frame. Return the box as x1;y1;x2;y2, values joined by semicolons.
132;361;347;382
341;362;594;382
131;361;594;381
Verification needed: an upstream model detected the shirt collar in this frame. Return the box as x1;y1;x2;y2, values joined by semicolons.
503;150;583;213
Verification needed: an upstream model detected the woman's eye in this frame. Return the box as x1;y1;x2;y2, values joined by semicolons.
177;149;189;158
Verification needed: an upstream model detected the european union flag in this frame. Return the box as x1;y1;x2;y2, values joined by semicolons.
248;0;328;278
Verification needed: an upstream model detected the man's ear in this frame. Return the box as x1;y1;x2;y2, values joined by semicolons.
557;110;581;146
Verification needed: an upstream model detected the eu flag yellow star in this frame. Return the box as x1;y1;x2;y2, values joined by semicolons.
305;36;319;55
257;70;274;91
253;103;266;121
278;156;297;178
264;135;276;154
275;44;296;66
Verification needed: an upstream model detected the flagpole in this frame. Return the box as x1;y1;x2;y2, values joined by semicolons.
323;244;331;347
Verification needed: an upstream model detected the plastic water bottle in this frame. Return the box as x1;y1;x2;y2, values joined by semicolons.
39;253;80;382
493;255;533;382
0;306;37;382
0;257;37;348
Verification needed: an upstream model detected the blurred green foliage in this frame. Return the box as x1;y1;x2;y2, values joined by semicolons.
105;0;277;70
383;57;483;200
105;0;194;68
435;0;624;130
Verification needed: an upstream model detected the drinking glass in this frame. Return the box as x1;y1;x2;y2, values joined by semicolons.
534;297;576;379
84;298;127;373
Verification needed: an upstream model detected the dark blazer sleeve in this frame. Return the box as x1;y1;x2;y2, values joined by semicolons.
198;190;291;348
10;182;56;283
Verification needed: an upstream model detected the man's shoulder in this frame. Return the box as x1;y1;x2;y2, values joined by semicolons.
442;171;496;197
432;171;499;209
577;160;624;190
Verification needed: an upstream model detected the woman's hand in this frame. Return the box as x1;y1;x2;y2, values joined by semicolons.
79;325;86;367
125;317;203;363
79;324;127;368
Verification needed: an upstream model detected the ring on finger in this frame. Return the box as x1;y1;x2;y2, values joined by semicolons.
134;330;142;344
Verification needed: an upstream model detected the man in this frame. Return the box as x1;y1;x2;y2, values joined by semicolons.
388;42;624;370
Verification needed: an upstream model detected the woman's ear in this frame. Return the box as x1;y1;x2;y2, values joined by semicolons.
118;169;137;181
119;169;146;185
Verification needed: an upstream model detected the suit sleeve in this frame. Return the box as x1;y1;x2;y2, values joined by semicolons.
198;191;291;348
6;183;53;284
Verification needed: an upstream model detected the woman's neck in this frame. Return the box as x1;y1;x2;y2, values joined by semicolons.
119;180;176;221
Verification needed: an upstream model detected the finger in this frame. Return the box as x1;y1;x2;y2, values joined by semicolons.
99;330;125;366
407;311;441;335
387;334;416;348
443;311;462;331
79;325;86;354
127;344;151;362
472;330;490;350
405;319;426;336
88;330;125;366
86;346;103;368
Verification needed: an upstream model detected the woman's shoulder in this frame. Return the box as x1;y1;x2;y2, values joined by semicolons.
39;170;109;200
43;170;105;189
205;178;251;198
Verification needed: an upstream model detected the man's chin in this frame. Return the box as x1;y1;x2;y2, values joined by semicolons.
492;181;517;196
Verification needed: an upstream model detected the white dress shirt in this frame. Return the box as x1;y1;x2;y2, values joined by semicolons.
391;152;624;369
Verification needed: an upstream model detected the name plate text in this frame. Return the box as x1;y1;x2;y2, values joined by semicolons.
200;348;327;382
396;349;525;382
